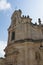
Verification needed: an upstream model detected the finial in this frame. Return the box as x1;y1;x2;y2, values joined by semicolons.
19;9;22;13
38;18;41;25
35;22;37;25
22;15;24;17
25;16;26;18
27;15;29;18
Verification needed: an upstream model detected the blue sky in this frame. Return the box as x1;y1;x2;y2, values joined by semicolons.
0;0;43;57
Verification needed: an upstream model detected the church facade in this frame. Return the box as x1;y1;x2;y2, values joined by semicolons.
0;9;43;65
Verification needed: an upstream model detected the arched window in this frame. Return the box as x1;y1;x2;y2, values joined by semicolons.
11;31;15;41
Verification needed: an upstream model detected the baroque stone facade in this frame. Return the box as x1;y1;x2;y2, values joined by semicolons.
0;9;43;65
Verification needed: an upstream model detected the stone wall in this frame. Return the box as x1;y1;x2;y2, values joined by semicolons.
0;58;5;65
5;41;43;65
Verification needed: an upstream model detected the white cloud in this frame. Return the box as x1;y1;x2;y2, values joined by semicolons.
0;0;11;10
0;41;7;57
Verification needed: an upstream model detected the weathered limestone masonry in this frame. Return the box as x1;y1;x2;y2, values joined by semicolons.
0;9;43;65
0;58;5;65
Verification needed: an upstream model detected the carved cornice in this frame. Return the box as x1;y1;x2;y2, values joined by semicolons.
7;38;43;46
